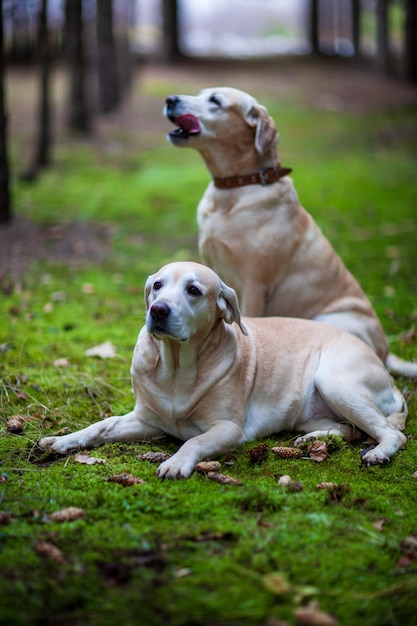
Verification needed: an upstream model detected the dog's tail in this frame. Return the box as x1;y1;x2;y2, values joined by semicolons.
386;353;417;379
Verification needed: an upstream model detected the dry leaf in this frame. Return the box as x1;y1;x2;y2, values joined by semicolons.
0;512;11;525
294;600;338;626
195;460;222;474
206;472;243;486
85;341;116;359
264;572;291;595
82;283;95;294
308;441;330;463
74;453;106;465
399;327;416;345
49;507;85;522
108;473;145;487
6;415;25;434
53;358;70;367
43;302;53;314
397;535;417;568
373;519;385;531
35;541;66;564
139;451;171;464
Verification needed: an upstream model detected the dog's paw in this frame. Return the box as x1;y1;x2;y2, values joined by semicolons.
360;445;390;466
156;455;195;480
38;435;78;455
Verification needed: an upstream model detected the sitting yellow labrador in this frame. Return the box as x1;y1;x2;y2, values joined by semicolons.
165;87;417;378
39;262;407;479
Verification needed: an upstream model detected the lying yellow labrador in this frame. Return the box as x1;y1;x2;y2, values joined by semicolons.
39;262;407;478
164;87;417;378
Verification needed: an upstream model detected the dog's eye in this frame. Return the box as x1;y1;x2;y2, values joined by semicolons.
208;94;222;107
153;281;162;291
187;285;202;297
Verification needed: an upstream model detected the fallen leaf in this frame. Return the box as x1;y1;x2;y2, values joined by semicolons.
294;600;338;626
74;453;106;465
195;460;222;474
264;572;291;595
35;541;66;564
396;535;417;568
43;302;53;314
373;519;385;531
53;358;70;367
108;473;145;487
139;451;171;464
173;567;192;578
308;441;330;463
399;326;416;345
206;472;243;486
82;283;95;294
49;507;85;522
0;512;11;525
85;341;116;359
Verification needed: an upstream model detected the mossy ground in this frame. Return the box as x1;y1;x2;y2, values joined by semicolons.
1;59;417;625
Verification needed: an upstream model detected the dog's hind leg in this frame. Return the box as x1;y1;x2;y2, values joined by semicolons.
313;373;407;465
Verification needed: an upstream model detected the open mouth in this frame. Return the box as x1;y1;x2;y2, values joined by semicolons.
168;114;201;140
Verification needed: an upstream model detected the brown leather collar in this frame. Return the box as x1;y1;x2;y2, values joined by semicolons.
213;165;292;189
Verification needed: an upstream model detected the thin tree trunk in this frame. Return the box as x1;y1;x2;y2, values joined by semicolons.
96;0;120;114
162;0;181;62
351;0;361;57
65;0;91;132
376;0;390;75
0;5;12;223
34;0;52;171
404;0;417;82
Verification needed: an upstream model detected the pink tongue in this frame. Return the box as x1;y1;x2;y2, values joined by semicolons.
175;114;200;134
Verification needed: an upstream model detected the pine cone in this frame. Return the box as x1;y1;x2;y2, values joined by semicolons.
271;446;302;459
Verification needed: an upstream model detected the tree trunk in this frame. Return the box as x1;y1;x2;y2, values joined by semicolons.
351;0;361;57
96;0;120;114
33;0;52;171
376;0;390;75
65;0;91;132
0;0;12;223
162;0;181;62
309;0;320;54
404;0;417;82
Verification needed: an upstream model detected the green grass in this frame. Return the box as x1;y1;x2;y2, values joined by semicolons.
1;66;417;626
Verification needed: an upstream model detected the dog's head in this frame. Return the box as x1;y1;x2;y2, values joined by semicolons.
164;87;278;158
145;261;248;343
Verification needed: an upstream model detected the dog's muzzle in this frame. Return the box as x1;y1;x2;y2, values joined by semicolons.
165;96;201;141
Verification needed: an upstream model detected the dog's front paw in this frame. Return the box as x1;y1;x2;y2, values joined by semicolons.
38;435;79;455
156;455;195;480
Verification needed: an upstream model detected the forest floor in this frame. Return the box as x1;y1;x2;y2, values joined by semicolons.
2;55;417;280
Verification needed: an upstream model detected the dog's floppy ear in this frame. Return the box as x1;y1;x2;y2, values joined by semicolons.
246;103;278;155
144;274;154;311
217;282;248;336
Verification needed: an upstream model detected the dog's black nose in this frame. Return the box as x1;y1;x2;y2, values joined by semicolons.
165;95;179;109
150;302;170;321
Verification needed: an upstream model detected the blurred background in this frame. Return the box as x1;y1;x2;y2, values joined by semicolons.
1;0;416;226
